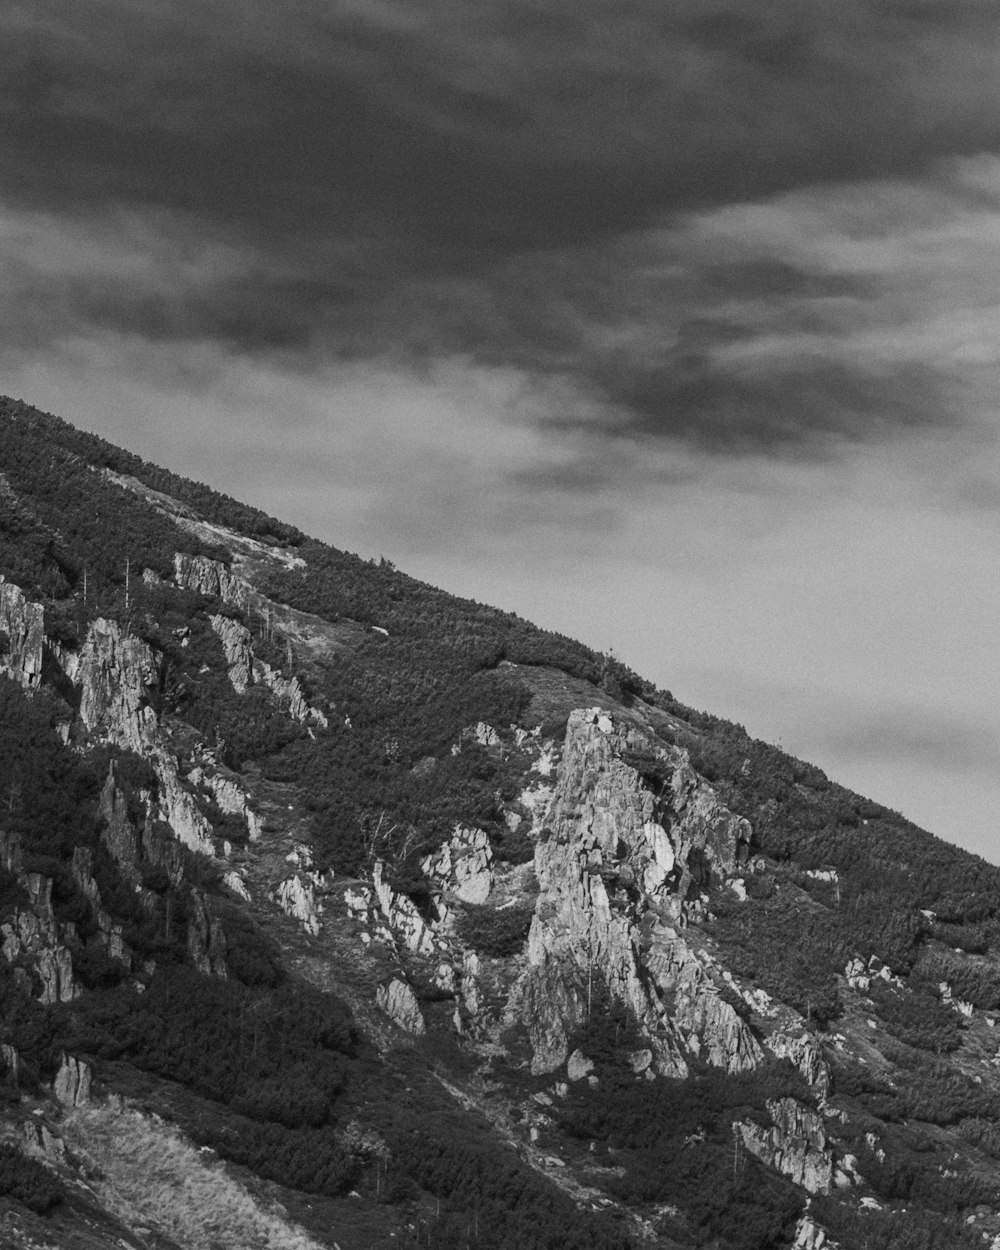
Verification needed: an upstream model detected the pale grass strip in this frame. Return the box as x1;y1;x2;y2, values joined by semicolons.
61;1102;326;1250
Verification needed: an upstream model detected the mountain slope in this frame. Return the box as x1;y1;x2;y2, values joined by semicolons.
0;395;998;1250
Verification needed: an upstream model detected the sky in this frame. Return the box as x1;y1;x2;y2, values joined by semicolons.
1;0;999;860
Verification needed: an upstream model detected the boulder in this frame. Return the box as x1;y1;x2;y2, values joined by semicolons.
53;1054;92;1108
376;978;426;1035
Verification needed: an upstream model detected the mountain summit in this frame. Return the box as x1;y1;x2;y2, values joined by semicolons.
1;395;998;1250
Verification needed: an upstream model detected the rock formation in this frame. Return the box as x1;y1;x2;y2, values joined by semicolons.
53;1054;92;1108
0;577;43;688
0;873;77;1004
738;1098;834;1194
98;762;141;883
208;611;328;729
372;860;437;955
154;751;215;856
174;552;251;609
517;709;759;1077
423;825;494;904
79;618;160;751
71;847;131;965
376;978;426;1035
186;889;228;977
210;613;256;692
191;765;263;842
275;874;321;935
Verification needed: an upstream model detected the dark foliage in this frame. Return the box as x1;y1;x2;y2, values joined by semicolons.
454;902;535;958
67;967;355;1128
0;1143;64;1214
385;1113;632;1250
558;1058;808;1248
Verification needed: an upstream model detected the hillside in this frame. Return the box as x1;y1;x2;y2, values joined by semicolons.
1;394;1000;1250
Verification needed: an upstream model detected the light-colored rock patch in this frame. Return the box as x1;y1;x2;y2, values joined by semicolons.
423;826;494;905
377;978;426;1035
0;577;44;688
738;1098;834;1194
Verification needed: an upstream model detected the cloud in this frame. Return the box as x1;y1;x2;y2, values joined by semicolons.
3;1;1000;468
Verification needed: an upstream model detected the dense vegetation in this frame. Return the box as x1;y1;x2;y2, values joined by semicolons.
0;1143;64;1214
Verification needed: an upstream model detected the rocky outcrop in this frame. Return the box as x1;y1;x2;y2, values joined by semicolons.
377;978;426;1035
1;1043;20;1087
766;1030;831;1100
0;577;44;688
259;665;328;730
518;709;759;1077
372;860;437;955
154;752;215;856
191;766;263;842
71;847;131;966
423;826;494;905
98;763;141;883
174;553;251;609
224;871;251;901
48;637;81;684
566;1050;595;1082
1;874;77;1004
275;874;321;936
645;929;763;1072
793;1212;837;1250
208;612;328;729
53;1054;92;1108
186;889;228;977
738;1098;834;1194
79;618;160;751
210;614;256;693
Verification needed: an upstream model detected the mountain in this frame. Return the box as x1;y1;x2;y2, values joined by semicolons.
1;393;999;1250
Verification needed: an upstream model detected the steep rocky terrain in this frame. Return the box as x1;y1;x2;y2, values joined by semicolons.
1;396;1000;1249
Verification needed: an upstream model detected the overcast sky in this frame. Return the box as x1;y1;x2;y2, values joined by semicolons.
2;0;999;860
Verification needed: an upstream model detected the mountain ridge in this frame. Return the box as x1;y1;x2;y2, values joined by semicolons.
0;395;998;1250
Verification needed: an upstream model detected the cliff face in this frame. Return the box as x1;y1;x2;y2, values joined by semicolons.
0;577;44;689
78;619;160;752
173;552;251;609
517;709;758;1077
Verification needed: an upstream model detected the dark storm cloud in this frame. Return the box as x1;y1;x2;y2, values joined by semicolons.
3;0;999;455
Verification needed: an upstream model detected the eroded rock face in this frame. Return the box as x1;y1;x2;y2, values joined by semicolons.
99;763;141;883
1;874;77;1005
372;860;436;955
376;978;426;1035
517;708;759;1077
79;619;160;751
192;766;263;842
0;578;44;688
793;1213;837;1250
275;874;321;936
766;1030;831;1100
259;665;328;730
187;889;228;977
738;1098;834;1194
210;614;255;693
208;612;328;730
1;1043;19;1086
53;1054;92;1108
423;826;494;905
174;553;251;609
71;847;131;966
154;752;215;856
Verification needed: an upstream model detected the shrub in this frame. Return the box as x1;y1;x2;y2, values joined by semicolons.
0;1143;64;1213
455;902;535;958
